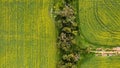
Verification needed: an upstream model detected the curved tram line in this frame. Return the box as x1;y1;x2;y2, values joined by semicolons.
79;0;120;46
94;0;120;33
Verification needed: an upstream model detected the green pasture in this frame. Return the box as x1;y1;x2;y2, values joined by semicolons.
0;0;57;68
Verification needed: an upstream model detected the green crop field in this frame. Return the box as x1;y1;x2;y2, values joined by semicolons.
79;0;120;46
78;0;120;68
79;56;120;68
0;0;120;68
0;0;57;68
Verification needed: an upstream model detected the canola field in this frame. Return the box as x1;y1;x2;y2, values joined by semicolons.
0;0;57;68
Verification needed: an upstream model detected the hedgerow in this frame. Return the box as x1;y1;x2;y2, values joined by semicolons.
53;0;80;68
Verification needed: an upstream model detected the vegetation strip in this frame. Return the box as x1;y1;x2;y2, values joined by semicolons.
53;0;80;68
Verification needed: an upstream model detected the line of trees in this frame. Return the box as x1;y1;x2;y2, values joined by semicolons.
53;0;80;68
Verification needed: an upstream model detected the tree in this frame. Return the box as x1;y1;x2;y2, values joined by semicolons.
58;5;74;17
60;32;67;41
62;27;72;33
60;42;71;52
71;65;77;68
64;0;74;3
62;54;68;60
72;31;78;36
65;62;73;67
